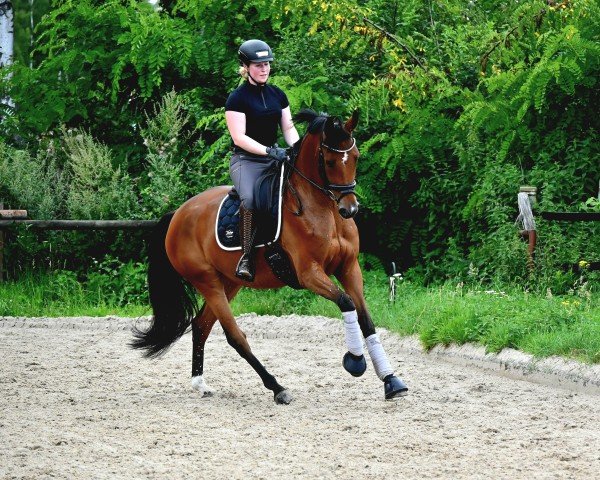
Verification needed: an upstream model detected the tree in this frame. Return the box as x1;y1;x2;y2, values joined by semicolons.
0;0;14;108
0;0;597;287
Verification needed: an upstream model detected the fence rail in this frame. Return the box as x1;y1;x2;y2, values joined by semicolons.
0;215;159;282
540;212;600;222
0;219;158;230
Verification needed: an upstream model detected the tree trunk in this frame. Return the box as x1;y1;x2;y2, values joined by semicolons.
0;0;14;107
0;1;14;68
29;0;34;68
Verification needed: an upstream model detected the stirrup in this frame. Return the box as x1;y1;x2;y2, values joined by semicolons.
235;254;255;281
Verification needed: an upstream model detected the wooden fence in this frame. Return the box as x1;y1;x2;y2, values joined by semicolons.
0;209;158;282
1;208;598;282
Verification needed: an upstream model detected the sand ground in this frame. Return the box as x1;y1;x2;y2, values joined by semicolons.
1;314;599;479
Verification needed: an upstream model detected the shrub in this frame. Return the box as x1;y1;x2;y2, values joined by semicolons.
63;129;138;220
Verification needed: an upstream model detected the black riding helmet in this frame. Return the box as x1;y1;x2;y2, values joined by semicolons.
238;39;274;65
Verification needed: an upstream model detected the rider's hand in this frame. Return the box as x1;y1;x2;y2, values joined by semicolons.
266;145;288;163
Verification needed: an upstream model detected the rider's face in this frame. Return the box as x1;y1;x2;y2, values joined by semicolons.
248;62;271;84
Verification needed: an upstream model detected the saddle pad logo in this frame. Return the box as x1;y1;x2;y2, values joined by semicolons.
225;228;235;239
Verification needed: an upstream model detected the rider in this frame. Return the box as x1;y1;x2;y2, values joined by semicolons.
225;39;299;282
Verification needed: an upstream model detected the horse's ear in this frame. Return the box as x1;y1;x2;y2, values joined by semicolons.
345;109;359;133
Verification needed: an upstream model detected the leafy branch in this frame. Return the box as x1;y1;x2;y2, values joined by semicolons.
360;15;428;71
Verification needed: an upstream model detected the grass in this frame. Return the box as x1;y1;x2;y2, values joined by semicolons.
0;271;149;318
1;269;599;363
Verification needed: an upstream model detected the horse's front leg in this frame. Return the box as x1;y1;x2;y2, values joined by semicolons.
295;261;368;369
336;260;408;399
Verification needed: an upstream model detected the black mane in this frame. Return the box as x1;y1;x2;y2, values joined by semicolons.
294;108;351;146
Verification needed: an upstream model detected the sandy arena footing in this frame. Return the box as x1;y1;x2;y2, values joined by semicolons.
1;314;599;479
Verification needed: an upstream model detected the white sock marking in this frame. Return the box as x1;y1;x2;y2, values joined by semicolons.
191;376;213;396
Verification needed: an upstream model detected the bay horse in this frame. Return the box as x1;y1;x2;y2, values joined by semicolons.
131;109;408;403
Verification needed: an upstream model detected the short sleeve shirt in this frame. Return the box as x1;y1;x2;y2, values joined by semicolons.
225;82;289;152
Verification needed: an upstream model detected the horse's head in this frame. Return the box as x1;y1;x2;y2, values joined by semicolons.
295;109;360;219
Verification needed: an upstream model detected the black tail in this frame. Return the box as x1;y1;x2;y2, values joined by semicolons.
130;212;200;358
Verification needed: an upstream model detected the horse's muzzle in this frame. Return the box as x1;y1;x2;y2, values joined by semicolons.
339;202;359;219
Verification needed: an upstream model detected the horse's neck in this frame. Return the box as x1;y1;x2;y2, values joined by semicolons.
291;136;328;204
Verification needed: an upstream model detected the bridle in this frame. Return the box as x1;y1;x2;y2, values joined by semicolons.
318;137;358;202
286;134;358;209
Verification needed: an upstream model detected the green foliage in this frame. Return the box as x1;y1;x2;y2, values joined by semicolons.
138;90;198;216
47;269;83;302
0;140;67;219
87;257;148;307
0;269;148;317
0;0;598;293
581;196;600;212
140;90;191;157
62;129;138;219
11;0;52;67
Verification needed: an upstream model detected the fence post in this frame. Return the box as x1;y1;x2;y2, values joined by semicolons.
388;262;403;302
517;188;537;273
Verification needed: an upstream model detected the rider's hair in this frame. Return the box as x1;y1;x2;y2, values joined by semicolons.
238;65;249;79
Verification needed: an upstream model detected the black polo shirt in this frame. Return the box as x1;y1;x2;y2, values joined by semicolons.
225;81;289;153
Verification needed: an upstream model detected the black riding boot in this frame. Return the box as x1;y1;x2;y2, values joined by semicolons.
235;207;257;281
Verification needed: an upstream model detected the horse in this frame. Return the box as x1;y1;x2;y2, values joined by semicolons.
131;109;408;403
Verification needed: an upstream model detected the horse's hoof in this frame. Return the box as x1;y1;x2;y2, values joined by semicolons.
274;389;293;405
384;374;408;400
343;352;367;377
191;376;214;397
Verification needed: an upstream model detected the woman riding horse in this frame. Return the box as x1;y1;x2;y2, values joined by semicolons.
225;39;299;281
131;45;408;403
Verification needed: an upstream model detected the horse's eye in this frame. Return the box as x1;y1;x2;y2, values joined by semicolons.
326;160;335;168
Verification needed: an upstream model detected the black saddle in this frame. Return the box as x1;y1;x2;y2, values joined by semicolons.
216;159;283;250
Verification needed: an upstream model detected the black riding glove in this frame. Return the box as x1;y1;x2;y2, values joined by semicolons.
266;146;288;163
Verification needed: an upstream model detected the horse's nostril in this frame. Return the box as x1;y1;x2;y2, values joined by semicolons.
339;206;357;219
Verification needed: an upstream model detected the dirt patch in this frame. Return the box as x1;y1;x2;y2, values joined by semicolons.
1;314;599;479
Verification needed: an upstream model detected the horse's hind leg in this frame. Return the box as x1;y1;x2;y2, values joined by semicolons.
191;305;217;396
191;283;241;396
192;276;292;404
